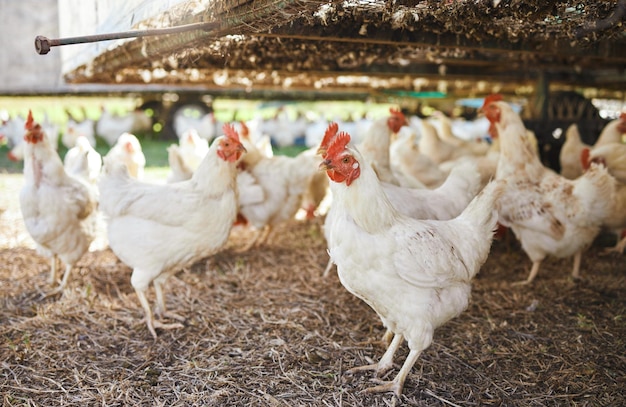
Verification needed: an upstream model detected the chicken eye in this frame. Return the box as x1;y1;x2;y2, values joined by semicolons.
342;157;350;164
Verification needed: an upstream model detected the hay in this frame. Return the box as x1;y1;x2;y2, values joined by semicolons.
1;215;625;406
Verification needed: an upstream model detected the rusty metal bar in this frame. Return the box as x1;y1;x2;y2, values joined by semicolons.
34;21;221;55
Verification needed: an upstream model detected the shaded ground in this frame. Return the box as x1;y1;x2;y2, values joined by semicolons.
1;174;625;406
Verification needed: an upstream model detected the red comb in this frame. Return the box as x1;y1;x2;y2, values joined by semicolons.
222;123;241;143
481;94;503;110
325;131;351;159
25;110;35;130
389;107;404;118
318;122;339;155
580;147;591;170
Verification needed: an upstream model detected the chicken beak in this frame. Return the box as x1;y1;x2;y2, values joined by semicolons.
319;159;332;171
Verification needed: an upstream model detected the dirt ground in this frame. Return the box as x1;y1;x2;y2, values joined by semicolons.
1;172;625;406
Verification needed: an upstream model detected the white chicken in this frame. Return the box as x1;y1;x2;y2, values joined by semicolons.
585;142;626;184
63;135;102;185
5;113;59;162
236;141;321;251
429;111;490;156
357;108;407;185
103;132;146;179
19;111;98;295
484;94;616;285
319;126;503;397
178;128;210;171
165;143;194;184
559;123;590;180
593;113;626;147
418;118;457;164
98;124;246;338
581;148;626;254
63;117;96;149
319;123;483;277
390;126;445;188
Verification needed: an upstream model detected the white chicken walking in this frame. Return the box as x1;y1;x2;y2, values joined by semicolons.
19;111;98;295
484;94;616;285
98;124;246;339
319;125;504;397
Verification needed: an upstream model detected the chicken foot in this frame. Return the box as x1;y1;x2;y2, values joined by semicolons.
570;251;582;280
512;260;542;286
238;225;272;252
514;251;583;286
42;263;73;298
153;279;185;322
135;289;183;339
602;235;626;255
347;333;403;378
364;348;422;398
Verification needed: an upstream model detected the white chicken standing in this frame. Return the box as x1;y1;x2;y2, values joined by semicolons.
581;147;626;254
63;135;102;185
19;111;98;295
178;128;210;171
593;113;626;147
103;132;146;179
559;123;590;180
484;94;616;285
320;123;482;278
357;108;407;185
389;125;445;188
236;139;321;250
165;144;194;184
319;126;503;397
98;124;246;339
63;117;96;149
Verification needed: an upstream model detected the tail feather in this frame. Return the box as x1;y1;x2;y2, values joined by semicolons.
458;179;506;233
453;179;506;280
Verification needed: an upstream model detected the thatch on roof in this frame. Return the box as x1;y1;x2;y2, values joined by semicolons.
62;1;626;101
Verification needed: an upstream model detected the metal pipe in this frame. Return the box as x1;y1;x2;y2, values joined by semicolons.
35;21;221;55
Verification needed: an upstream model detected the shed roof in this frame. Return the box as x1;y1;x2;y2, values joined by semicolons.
60;0;626;103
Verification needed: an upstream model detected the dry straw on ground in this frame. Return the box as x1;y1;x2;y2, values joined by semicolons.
1;176;625;406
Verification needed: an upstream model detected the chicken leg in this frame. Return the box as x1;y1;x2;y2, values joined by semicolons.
238;225;272;252
364;348;422;398
570;251;582;280
347;333;403;378
153;278;185;323
43;263;73;298
135;288;183;339
322;258;334;277
604;235;626;255
48;254;58;284
512;260;542;286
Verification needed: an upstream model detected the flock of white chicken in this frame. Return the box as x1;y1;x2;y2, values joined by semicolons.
11;97;626;398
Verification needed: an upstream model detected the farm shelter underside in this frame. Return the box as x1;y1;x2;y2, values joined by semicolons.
57;0;626;103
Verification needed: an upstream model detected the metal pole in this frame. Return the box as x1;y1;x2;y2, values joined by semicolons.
35;21;221;55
